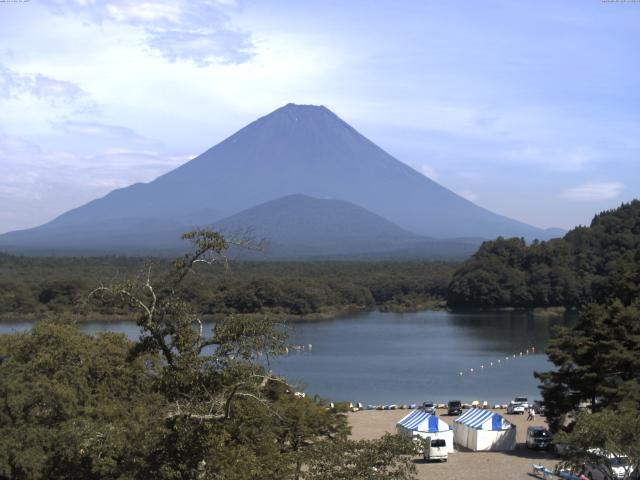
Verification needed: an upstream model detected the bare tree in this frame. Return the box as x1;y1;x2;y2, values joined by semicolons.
90;229;284;422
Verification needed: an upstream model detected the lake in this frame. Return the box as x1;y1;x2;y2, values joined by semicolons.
0;309;573;405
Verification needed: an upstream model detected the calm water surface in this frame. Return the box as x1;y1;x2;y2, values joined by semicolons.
0;310;573;405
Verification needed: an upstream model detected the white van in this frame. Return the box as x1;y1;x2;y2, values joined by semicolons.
423;437;448;462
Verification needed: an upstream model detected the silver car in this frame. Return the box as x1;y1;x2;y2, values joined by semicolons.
421;401;436;414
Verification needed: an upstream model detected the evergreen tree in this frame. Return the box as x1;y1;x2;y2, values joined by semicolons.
448;200;640;309
536;300;640;433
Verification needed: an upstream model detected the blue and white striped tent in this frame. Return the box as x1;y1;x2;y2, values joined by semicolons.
398;409;452;433
453;408;516;451
454;408;511;430
396;410;454;453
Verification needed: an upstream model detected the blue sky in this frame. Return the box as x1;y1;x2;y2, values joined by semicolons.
0;0;638;233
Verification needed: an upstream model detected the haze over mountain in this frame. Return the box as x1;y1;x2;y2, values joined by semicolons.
0;103;561;257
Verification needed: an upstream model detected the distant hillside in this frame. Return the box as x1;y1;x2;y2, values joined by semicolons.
212;194;480;260
0;103;558;256
214;193;419;252
447;200;640;308
0;218;188;256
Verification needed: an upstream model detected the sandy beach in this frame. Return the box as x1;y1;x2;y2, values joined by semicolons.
348;408;560;480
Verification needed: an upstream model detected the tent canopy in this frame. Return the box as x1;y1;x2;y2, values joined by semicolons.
453;409;516;451
397;410;452;433
454;408;511;430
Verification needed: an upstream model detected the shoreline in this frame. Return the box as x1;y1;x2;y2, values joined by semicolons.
0;304;417;324
0;304;569;324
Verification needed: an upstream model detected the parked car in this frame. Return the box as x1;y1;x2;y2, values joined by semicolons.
526;426;552;450
423;437;448;462
421;401;436;414
533;400;546;416
447;400;462;416
512;396;529;408
583;450;635;479
507;396;528;414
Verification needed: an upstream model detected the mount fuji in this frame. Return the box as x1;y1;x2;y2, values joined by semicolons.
0;103;559;257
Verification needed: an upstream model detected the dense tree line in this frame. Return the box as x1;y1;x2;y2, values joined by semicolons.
0;231;417;479
0;256;455;320
448;200;640;308
527;202;640;477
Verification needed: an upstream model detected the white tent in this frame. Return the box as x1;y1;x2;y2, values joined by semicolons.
453;408;516;451
396;409;454;453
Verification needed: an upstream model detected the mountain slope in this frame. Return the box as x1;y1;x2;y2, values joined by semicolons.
0;103;556;255
0;217;188;255
214;194;419;251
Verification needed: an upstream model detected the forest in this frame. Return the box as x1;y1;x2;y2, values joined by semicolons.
0;255;455;321
448;200;640;309
1;203;639;478
0;231;419;479
3;201;639;320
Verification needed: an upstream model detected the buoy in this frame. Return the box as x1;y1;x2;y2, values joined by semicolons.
459;371;463;376
480;365;484;369
470;368;474;373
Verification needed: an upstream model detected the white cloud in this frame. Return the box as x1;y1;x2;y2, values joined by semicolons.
0;131;187;233
53;120;144;140
559;182;624;201
43;0;254;66
0;64;85;105
504;144;594;171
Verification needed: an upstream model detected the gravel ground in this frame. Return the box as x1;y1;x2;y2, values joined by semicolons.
348;408;560;480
